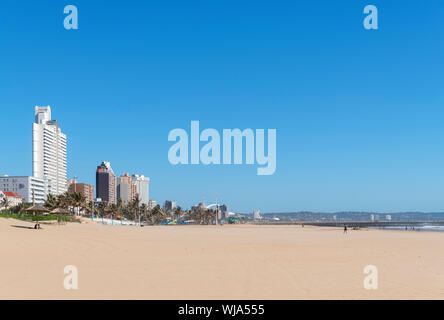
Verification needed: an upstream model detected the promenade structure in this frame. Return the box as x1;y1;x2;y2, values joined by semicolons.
32;106;67;195
96;161;116;204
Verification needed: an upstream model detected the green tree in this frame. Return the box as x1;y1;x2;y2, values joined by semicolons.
1;197;10;211
173;206;183;221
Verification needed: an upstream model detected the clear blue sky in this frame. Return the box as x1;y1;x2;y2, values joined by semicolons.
1;0;444;213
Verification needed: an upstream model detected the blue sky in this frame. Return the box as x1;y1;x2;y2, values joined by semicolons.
1;0;444;213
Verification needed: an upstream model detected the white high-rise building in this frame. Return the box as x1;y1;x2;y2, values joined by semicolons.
131;174;150;205
32;106;67;195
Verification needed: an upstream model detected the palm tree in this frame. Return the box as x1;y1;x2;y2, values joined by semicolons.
12;201;26;214
99;202;110;224
173;206;183;221
44;194;59;210
1;197;10;211
116;198;123;225
55;193;72;211
109;203;117;225
140;203;148;225
71;192;86;216
129;196;141;225
85;201;96;219
150;205;164;224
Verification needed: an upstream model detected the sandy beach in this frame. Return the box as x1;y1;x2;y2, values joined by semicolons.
0;218;443;300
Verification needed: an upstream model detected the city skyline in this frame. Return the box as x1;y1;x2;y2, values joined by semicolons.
1;1;444;212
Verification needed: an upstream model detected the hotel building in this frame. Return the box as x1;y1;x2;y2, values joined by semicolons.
131;174;150;205
32;106;67;195
117;173;137;204
96;161;116;204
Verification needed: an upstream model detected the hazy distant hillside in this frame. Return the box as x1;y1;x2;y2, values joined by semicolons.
253;212;444;222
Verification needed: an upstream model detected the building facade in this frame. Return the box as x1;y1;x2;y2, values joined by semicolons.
117;173;137;204
0;191;24;208
32;106;67;195
163;200;177;213
219;204;229;219
0;175;47;203
68;180;95;203
96;161;116;204
131;174;150;205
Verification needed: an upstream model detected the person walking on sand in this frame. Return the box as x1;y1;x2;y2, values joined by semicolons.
344;225;348;234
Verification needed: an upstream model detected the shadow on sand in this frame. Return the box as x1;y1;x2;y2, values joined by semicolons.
11;225;37;230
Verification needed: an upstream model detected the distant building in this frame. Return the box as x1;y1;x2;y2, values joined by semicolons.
96;161;116;204
0;191;24;208
32;106;67;195
163;200;177;213
219;204;229;219
68;180;95;203
117;173;137;204
131;174;150;205
253;210;262;220
192;202;207;211
0;175;47;203
148;200;157;210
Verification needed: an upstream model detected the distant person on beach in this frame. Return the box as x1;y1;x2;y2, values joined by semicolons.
344;225;347;234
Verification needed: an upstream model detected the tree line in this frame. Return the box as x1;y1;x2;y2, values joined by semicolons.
44;192;218;225
1;192;221;225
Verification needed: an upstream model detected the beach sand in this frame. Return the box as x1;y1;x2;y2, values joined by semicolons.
0;218;443;300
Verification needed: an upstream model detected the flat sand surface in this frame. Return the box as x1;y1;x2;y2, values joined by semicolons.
1;218;443;300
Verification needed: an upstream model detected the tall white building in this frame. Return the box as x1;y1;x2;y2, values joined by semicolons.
32;106;67;195
131;174;150;205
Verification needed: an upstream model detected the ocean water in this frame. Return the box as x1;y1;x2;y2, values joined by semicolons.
370;225;444;232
